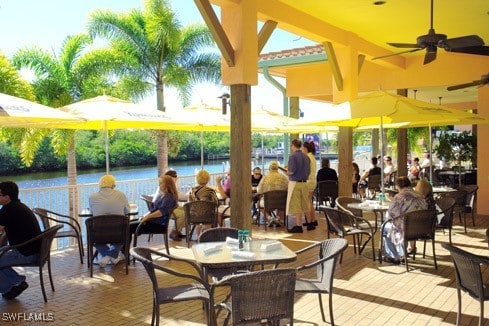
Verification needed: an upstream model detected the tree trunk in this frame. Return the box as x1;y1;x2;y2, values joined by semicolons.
156;80;168;176
156;130;168;176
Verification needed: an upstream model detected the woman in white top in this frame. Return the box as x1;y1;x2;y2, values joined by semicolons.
302;141;317;230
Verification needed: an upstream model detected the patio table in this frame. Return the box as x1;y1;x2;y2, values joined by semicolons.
348;200;389;230
192;239;297;279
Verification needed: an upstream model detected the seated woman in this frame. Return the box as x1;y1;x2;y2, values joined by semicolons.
189;169;219;230
130;175;178;237
408;157;421;182
382;176;427;264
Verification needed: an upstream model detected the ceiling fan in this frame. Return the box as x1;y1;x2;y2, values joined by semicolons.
447;74;489;91
372;0;489;65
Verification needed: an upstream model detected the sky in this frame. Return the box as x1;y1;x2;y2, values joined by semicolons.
0;0;325;115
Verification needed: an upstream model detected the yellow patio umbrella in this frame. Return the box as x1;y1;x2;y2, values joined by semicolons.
291;91;475;128
179;103;232;169
0;92;82;128
290;90;486;188
60;95;192;173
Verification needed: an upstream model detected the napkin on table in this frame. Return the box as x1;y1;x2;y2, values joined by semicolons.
259;241;282;252
202;244;223;255
231;251;256;259
226;237;239;245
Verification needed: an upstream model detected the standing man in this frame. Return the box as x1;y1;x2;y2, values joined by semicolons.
89;175;130;267
0;181;41;300
286;139;311;233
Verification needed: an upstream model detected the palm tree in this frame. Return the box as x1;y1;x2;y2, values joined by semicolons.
88;0;221;175
12;34;123;214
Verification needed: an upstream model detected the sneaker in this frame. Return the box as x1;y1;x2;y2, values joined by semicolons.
98;255;112;268
2;281;29;300
287;225;303;233
111;253;125;265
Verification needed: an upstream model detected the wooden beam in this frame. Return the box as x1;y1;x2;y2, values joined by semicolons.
323;42;343;91
257;20;277;55
194;0;235;67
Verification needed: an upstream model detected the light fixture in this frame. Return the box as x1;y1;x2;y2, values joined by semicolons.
218;93;230;115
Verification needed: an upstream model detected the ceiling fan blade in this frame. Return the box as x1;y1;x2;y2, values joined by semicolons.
372;48;423;61
448;46;489;56
441;35;484;50
423;47;437;65
447;80;483;91
387;42;422;49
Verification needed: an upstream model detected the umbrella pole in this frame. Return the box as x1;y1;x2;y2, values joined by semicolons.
105;121;109;174
201;130;204;170
380;116;384;193
261;133;265;171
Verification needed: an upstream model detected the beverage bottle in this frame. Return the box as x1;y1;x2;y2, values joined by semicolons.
379;192;385;205
238;230;244;250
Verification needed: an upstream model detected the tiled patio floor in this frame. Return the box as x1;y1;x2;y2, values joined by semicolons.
1;210;488;325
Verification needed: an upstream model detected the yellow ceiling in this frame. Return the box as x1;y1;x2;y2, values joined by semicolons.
208;0;489;104
277;0;489;54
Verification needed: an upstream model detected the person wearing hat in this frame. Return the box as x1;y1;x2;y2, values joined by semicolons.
89;174;130;267
256;161;289;226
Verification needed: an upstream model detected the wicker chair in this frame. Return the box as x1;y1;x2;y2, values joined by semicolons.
130;247;211;326
379;209;438;272
315;180;338;210
184;201;218;247
258;190;288;228
459;185;478;232
335;196;363;217
277;238;348;325
33;207;84;264
435;196;456;244
85;215;130;277
198;227;239;243
322;207;376;261
211;268;296;326
367;174;382;198
0;225;62;302
441;189;468;232
198;227;240;280
442;243;489;326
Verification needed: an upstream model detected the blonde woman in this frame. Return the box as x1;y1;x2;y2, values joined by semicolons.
302;141;317;230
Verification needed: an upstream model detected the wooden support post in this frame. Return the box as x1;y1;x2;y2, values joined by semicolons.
229;84;252;231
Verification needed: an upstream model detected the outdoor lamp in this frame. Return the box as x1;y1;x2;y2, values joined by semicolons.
218;93;230;115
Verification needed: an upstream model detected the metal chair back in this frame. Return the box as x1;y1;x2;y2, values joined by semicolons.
184;200;218;247
212;268;296;326
315;180;338;209
130;247;211;326
442;243;489;326
85;215;130;277
33;207;84;264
